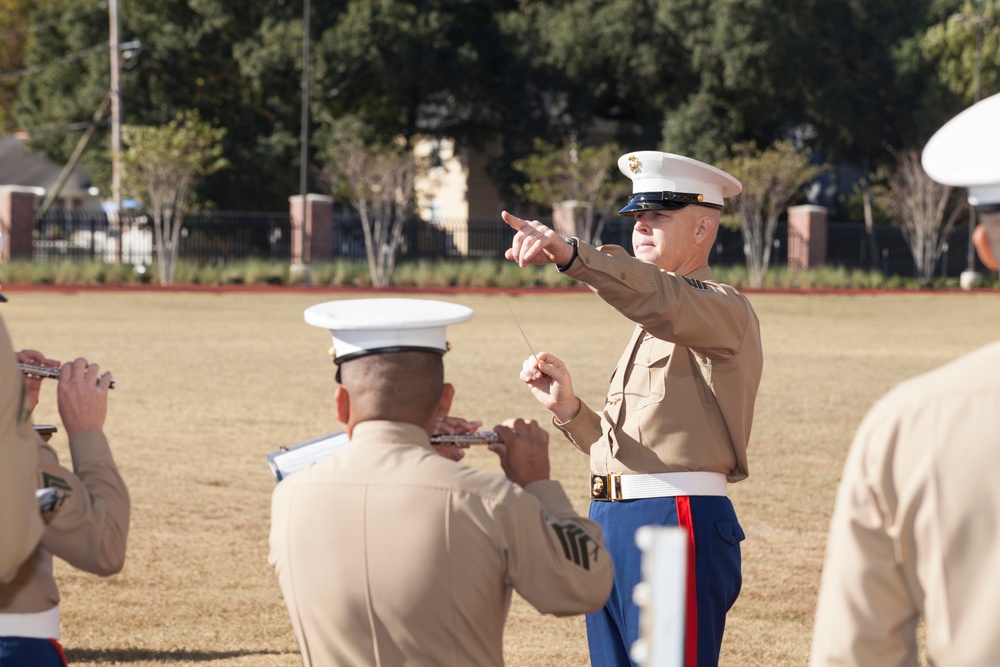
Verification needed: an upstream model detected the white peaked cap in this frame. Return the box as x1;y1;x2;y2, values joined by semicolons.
304;298;474;364
617;151;742;207
922;92;1000;207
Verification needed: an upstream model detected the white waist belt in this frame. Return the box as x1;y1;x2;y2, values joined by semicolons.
0;605;60;639
590;472;728;501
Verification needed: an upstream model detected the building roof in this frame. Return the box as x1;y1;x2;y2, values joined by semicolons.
0;134;94;198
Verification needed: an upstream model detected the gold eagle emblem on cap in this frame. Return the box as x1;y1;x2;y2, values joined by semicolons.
628;155;641;174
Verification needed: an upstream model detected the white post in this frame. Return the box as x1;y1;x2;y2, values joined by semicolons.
631;526;687;667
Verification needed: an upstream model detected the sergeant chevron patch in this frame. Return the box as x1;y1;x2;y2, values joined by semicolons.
551;523;598;570
42;472;72;492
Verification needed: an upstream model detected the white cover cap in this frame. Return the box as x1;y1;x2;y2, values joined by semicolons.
304;298;474;364
922;92;1000;207
617;151;742;210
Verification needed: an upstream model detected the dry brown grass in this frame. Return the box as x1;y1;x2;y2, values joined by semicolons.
5;287;1000;666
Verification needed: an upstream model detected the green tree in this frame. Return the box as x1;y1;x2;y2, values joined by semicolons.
659;0;806;161
717;140;825;288
14;0;323;211
512;138;628;245
922;0;999;102
0;0;54;132
798;0;958;266
121;110;228;285
314;1;517;149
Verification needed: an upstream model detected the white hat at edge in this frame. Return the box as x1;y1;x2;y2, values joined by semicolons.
922;92;1000;207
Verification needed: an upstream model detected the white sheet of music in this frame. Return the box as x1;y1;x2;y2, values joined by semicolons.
267;432;351;483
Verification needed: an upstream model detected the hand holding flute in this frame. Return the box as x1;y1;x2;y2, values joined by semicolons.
431;416;497;462
18;359;116;389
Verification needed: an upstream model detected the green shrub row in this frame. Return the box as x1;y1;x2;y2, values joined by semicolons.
0;259;995;290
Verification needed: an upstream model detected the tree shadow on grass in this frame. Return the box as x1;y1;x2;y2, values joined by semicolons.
65;647;299;663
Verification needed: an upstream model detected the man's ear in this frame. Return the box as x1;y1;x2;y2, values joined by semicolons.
335;386;352;434
435;383;455;421
974;221;1000;271
693;213;717;246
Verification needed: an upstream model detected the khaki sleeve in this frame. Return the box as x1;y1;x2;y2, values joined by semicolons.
809;403;919;667
38;431;131;577
0;317;44;583
564;242;754;359
494;480;613;617
552;399;603;455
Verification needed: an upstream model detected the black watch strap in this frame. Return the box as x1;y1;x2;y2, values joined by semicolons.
557;236;579;272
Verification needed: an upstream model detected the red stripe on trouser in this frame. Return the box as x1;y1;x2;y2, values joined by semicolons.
49;638;68;666
676;496;698;667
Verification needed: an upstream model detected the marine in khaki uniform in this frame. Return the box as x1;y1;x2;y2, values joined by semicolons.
0;353;130;666
0;314;44;583
811;92;1000;667
503;151;763;667
269;298;613;667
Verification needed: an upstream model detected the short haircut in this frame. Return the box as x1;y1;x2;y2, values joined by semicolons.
339;351;444;425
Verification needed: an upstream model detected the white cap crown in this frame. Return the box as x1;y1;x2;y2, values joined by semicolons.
305;298;473;364
922;92;1000;208
617;151;742;210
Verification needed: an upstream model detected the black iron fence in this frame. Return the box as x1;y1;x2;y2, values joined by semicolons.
32;210;987;278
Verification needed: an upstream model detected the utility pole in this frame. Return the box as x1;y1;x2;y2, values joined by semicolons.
293;0;312;284
109;0;123;263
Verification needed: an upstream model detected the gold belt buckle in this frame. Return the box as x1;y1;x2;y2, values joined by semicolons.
590;473;621;501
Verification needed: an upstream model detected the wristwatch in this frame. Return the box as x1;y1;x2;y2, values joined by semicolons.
557;236;579;272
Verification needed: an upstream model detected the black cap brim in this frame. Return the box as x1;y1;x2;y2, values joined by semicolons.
617;192;723;216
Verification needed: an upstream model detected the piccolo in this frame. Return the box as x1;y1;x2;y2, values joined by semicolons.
430;431;501;446
17;363;116;389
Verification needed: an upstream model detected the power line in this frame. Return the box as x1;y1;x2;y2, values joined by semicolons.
0;2;109;41
0;41;110;83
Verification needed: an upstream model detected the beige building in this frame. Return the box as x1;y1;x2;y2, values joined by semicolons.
414;137;504;255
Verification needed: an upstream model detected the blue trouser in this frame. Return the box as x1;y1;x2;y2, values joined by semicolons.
0;637;67;666
586;496;745;667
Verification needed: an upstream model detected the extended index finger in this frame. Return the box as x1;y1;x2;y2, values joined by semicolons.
501;210;530;232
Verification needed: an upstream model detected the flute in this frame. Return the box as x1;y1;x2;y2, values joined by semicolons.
430;431;500;447
18;363;116;389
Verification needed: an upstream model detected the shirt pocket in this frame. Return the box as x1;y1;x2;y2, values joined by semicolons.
628;347;671;410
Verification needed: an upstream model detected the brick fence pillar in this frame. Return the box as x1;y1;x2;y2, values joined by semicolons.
787;204;828;270
0;186;40;262
289;194;334;264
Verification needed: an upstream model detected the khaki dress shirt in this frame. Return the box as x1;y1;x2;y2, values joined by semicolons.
0;315;43;583
0;431;131;615
557;242;763;481
811;340;1000;667
269;420;614;667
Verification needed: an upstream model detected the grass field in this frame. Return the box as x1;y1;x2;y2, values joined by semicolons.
5;287;1000;666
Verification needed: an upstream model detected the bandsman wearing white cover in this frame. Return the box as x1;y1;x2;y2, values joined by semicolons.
269;298;613;667
503;152;763;667
811;92;1000;667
